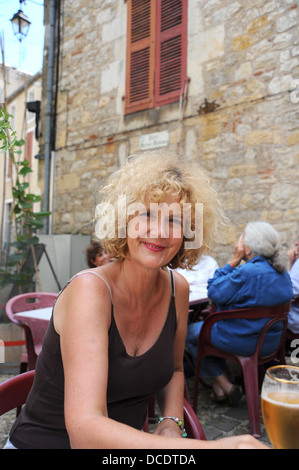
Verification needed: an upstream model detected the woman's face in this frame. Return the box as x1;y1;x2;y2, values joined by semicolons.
92;250;110;267
239;233;253;261
126;195;184;270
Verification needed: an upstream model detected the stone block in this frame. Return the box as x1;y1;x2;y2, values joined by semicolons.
245;131;273;146
229;164;257;177
197;25;225;63
231;34;254;51
276;11;298;33
56;174;81;191
286;131;299;146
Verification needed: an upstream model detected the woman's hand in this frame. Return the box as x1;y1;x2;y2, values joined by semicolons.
229;234;245;268
215;434;270;449
153;418;182;438
288;248;298;270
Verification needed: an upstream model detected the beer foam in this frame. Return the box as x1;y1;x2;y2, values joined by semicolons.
262;391;299;407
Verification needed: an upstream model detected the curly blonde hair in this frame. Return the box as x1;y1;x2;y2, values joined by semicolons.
95;151;225;269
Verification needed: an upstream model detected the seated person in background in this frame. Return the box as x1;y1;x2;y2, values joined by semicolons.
287;234;299;334
86;240;110;267
186;221;293;405
176;254;219;301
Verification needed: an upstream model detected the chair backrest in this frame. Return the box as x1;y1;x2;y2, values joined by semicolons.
0;370;35;415
200;301;291;361
5;292;58;368
5;292;58;323
183;398;206;440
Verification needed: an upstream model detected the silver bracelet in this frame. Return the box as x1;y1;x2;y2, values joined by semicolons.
158;416;187;437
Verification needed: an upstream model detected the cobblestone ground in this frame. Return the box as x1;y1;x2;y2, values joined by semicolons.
185;375;271;446
0;361;273;448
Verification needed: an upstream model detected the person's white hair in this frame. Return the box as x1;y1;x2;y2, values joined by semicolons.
244;221;285;273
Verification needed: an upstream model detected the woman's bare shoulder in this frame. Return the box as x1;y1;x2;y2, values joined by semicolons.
53;267;115;335
172;270;189;294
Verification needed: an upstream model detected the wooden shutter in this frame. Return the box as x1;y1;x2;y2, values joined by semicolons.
155;0;187;107
25;130;34;166
125;0;156;114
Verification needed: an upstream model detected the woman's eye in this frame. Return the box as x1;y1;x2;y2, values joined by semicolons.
140;211;151;218
170;217;182;226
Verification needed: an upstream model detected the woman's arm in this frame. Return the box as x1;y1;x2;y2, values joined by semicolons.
207;265;246;306
207;236;246;306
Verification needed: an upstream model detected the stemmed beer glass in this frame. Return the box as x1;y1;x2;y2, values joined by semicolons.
261;365;299;449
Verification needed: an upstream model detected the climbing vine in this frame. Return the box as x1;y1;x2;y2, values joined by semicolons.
0;107;50;290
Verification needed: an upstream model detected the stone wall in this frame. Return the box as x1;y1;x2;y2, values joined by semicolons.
45;0;298;266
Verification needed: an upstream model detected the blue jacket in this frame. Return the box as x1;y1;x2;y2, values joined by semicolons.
207;256;293;356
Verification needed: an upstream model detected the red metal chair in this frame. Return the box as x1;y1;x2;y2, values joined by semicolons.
0;370;35;416
5;292;57;372
143;398;206;440
182;398;206;440
192;301;291;438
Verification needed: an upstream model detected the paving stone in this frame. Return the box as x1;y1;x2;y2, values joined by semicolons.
206;415;239;432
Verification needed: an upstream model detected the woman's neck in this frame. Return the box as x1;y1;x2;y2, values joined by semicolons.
119;259;162;304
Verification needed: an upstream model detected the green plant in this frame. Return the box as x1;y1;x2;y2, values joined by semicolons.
0;107;50;290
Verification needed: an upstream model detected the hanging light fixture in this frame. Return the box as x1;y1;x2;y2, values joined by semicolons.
10;0;31;42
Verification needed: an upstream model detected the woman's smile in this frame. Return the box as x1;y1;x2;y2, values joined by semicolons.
142;241;165;252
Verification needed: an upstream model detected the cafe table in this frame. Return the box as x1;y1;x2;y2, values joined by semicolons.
14;307;52;356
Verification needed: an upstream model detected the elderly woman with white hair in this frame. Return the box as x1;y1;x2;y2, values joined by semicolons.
186;221;293;405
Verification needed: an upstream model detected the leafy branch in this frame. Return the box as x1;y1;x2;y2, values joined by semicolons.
0;107;51;291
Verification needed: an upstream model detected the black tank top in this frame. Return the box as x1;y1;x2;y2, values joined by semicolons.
9;270;177;449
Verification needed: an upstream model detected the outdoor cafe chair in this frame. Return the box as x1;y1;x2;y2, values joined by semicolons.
5;292;57;372
0;370;35;417
181;397;206;440
192;301;291;438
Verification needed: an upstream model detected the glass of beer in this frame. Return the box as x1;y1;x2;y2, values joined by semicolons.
261;365;299;449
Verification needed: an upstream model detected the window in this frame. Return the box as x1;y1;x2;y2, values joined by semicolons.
125;0;188;115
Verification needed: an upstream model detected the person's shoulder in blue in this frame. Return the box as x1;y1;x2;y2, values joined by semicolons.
208;254;293;311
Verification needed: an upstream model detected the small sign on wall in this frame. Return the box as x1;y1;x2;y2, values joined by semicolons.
139;130;169;150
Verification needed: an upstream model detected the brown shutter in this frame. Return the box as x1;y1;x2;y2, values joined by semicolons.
25;130;34;166
155;0;187;107
125;0;156;114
